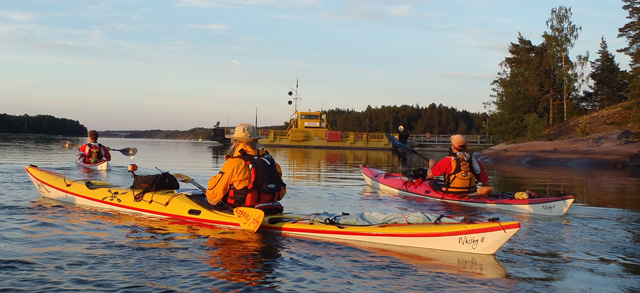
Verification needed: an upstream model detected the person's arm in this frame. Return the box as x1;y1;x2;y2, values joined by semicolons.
275;162;286;199
77;144;87;159
428;158;449;179
475;160;493;196
103;146;111;161
427;159;436;179
205;158;250;204
476;160;489;186
206;170;230;205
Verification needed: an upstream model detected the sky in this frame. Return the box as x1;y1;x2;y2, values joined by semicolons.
0;0;632;131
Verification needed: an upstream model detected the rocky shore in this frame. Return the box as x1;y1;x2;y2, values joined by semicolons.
475;130;640;169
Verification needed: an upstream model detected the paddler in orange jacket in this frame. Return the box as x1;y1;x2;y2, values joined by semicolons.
206;123;286;210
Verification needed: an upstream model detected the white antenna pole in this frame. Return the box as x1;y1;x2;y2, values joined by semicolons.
291;78;301;113
287;78;302;128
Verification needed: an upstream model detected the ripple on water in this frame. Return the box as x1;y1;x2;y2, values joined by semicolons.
2;135;640;291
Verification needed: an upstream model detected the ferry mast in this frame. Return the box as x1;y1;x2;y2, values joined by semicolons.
287;79;301;127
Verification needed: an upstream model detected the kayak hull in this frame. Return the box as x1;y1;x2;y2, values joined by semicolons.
77;159;109;170
361;165;574;216
262;215;519;254
26;165;520;254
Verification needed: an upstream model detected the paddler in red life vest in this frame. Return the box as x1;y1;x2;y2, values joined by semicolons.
427;134;493;197
206;123;286;214
77;130;112;164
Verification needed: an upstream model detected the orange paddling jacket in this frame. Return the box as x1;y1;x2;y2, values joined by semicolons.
206;142;286;208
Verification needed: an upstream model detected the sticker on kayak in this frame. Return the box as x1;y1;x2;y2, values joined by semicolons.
234;208;263;231
459;236;485;250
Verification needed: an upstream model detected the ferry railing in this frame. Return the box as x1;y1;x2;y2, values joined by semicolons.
408;134;493;146
260;129;391;143
259;130;491;145
342;132;388;142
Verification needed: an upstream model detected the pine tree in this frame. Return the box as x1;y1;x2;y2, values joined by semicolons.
589;37;628;110
489;34;555;141
618;0;640;100
544;6;585;123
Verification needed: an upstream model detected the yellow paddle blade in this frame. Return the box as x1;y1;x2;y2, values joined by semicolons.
234;207;264;232
173;174;207;191
59;140;79;149
173;173;193;183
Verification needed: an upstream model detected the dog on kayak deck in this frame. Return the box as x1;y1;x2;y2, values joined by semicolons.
401;168;428;183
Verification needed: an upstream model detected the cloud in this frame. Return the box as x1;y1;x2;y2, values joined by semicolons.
0;78;33;89
178;0;219;8
388;5;413;17
179;0;318;8
0;10;37;21
185;23;230;34
230;59;240;65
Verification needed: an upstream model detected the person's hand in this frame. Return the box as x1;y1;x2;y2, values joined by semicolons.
477;186;494;197
428;159;435;168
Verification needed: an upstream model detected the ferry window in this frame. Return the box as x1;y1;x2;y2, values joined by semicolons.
300;115;320;120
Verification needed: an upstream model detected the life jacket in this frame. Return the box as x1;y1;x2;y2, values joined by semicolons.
226;150;286;214
442;152;479;193
84;143;105;164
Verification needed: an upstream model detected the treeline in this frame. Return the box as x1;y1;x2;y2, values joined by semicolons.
101;127;217;140
324;103;487;135
107;103;488;140
488;3;640;141
0;113;87;136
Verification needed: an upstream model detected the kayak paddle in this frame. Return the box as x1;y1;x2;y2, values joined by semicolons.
385;133;429;161
110;147;138;156
173;173;265;232
59;140;80;149
59;140;138;156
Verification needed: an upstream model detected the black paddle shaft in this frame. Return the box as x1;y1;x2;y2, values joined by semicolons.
385;133;429;161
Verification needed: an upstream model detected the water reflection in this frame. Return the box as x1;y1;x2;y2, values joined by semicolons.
267;148;401;185
205;230;279;288
28;198;281;289
336;243;509;280
0;134;74;167
487;162;640;211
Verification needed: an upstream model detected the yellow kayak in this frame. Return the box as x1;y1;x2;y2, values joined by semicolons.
25;165;520;254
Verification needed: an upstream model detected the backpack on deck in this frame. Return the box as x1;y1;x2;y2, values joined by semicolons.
402;168;428;182
131;172;180;198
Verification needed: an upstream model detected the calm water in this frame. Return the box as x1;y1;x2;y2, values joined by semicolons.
1;134;639;292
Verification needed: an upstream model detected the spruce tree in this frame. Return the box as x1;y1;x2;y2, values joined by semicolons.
590;37;628;110
618;0;640;100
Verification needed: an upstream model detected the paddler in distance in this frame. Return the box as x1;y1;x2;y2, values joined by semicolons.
77;130;111;164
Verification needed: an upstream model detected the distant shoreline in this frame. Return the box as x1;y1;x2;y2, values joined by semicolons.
476;130;640;169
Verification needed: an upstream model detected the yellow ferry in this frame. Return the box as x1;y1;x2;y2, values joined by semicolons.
258;82;395;150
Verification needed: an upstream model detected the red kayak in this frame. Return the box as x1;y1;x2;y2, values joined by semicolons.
361;165;574;216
